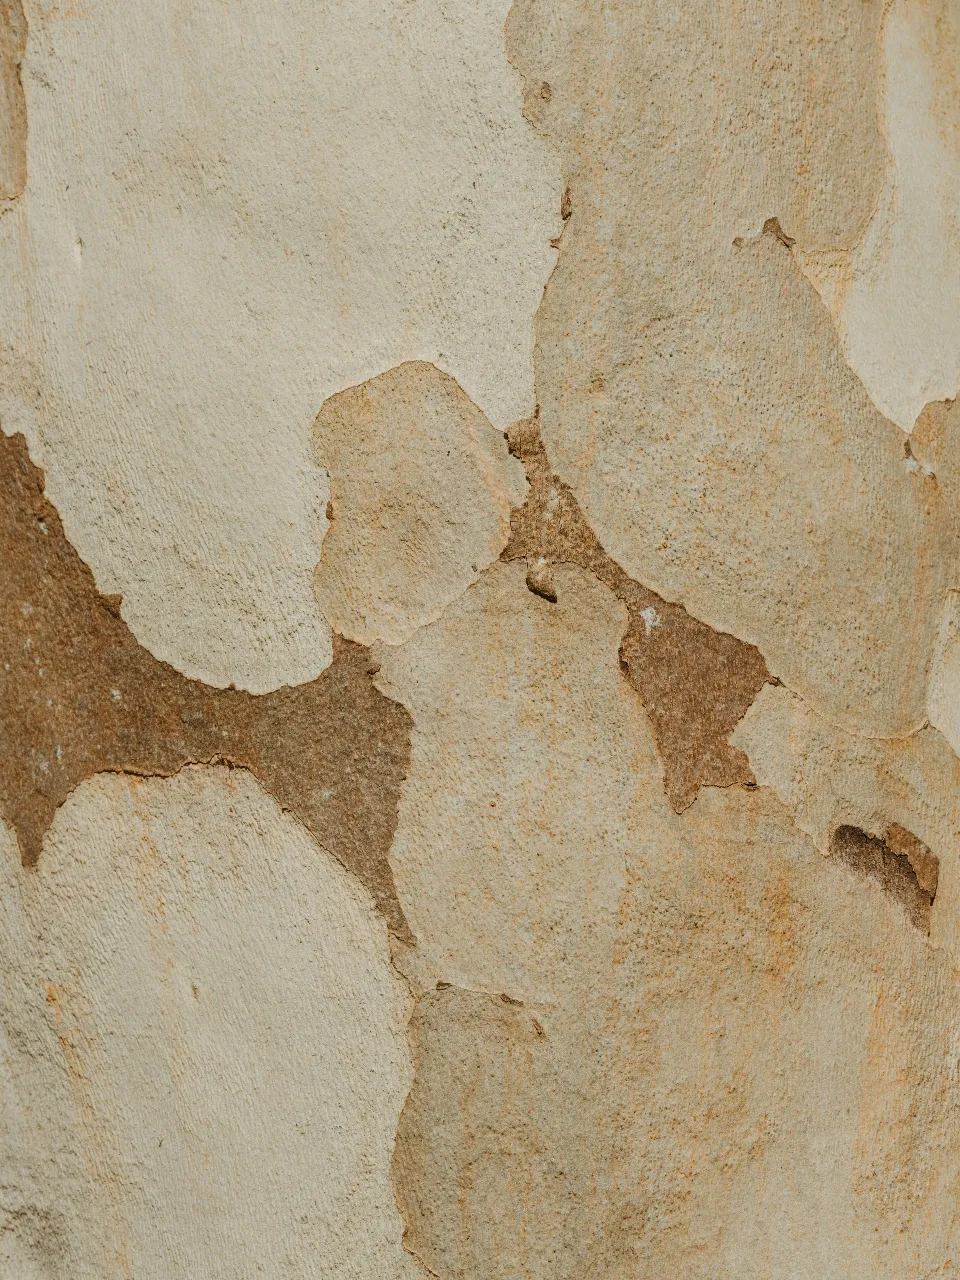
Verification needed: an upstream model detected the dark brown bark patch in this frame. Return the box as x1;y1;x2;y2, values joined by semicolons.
503;415;771;812
830;824;938;933
0;430;413;941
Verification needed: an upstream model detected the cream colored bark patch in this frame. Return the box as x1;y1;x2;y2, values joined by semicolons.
929;590;960;757
796;0;960;431
314;363;526;646
381;559;960;1274
0;0;26;199
0;0;558;690
384;586;960;1277
507;0;958;735
376;561;649;1003
0;771;419;1279
732;684;960;953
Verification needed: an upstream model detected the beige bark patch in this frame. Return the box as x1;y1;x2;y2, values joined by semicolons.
0;431;413;939
928;584;960;758
375;560;638;1002
506;0;959;736
392;786;960;1277
383;559;960;1274
503;414;770;811
0;771;419;1279
314;362;526;646
0;0;25;199
796;0;960;431
0;0;559;689
732;683;960;954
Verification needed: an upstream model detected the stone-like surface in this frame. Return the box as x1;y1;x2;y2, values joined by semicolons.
0;772;419;1279
0;0;558;689
315;362;525;646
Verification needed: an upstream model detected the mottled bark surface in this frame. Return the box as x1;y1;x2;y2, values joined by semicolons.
2;1;960;1276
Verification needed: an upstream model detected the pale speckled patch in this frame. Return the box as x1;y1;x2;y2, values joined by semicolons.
796;0;960;432
382;559;960;1275
314;362;526;646
0;771;421;1279
0;0;559;690
506;0;959;736
732;683;960;955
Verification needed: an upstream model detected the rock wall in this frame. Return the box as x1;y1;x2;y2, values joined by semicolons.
1;1;960;1276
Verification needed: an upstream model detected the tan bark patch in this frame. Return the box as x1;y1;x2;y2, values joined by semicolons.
0;0;26;200
314;361;525;646
502;415;770;811
505;0;959;736
0;430;413;939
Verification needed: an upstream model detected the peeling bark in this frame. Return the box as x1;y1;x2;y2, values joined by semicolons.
0;430;414;940
503;414;770;811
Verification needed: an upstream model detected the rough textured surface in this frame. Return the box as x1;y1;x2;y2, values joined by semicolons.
0;430;413;940
503;415;771;811
315;362;526;646
0;772;418;1278
0;0;26;199
732;684;960;956
3;0;960;1274
507;0;960;735
797;0;960;430
829;824;937;934
0;0;558;689
382;568;960;1276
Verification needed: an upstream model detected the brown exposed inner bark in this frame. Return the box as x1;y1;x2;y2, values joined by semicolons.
1;0;27;200
830;824;938;932
0;430;414;941
503;415;772;812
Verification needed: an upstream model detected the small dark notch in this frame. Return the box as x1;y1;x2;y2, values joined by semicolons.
830;824;938;933
762;217;795;248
